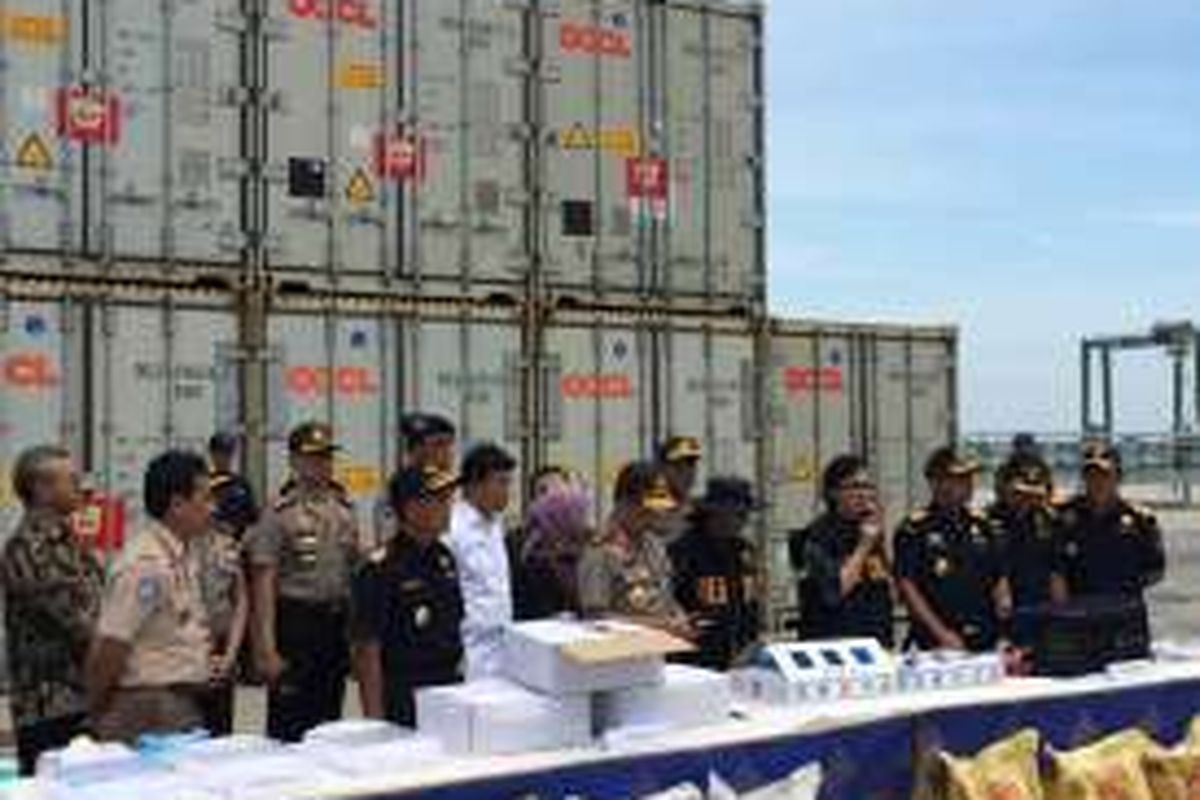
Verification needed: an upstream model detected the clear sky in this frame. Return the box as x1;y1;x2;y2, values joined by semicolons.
766;1;1200;434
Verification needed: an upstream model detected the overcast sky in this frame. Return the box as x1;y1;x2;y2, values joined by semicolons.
766;1;1200;434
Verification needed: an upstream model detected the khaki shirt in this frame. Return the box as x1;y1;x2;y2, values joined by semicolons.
244;484;360;604
578;525;683;620
96;522;210;687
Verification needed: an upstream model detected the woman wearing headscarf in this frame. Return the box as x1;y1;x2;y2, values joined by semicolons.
512;481;593;620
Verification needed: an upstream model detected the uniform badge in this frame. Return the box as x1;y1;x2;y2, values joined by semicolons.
414;605;432;629
627;584;650;611
928;532;945;548
1065;542;1079;558
934;557;952;577
1121;514;1134;531
866;555;887;581
438;555;453;573
137;575;162;611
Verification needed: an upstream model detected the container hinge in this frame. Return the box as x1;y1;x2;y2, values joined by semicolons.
421;214;461;231
217;157;252;181
219;85;253;108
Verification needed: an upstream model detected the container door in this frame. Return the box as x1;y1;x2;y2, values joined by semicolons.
87;0;245;264
266;311;399;537
655;323;758;486
403;1;530;287
0;3;84;254
262;0;402;278
91;301;240;534
763;329;858;615
0;298;83;536
656;3;762;301
539;319;654;521
540;0;648;295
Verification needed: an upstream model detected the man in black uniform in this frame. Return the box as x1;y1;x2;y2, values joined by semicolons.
791;455;894;648
669;477;762;670
894;447;1011;652
208;432;259;540
353;466;463;727
1050;443;1165;638
987;455;1057;646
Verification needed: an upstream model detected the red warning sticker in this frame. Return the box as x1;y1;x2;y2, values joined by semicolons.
626;156;668;219
56;86;120;144
373;128;426;182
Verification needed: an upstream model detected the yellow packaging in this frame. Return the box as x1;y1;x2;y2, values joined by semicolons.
919;729;1044;800
1047;729;1162;800
1142;749;1200;800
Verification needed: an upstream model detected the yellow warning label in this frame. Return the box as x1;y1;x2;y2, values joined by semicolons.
337;61;384;90
0;11;67;45
345;168;375;205
16;133;52;171
559;124;641;157
791;454;816;484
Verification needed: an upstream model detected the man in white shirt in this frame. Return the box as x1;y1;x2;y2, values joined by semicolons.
447;443;517;679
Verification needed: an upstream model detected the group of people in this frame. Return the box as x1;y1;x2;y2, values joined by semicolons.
0;416;761;774
0;419;1168;774
792;440;1166;660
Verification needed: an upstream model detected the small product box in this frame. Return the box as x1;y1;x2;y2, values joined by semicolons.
596;663;732;734
416;679;592;755
504;619;691;695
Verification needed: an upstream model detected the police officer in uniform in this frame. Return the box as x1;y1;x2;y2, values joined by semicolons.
669;477;762;669
578;462;694;640
245;422;361;742
373;413;457;548
894;447;1012;652
86;451;213;743
1050;443;1165;637
657;437;703;543
987;455;1057;646
791;455;894;648
353;466;463;727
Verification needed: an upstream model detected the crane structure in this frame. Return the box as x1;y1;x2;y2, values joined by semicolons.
1081;321;1200;503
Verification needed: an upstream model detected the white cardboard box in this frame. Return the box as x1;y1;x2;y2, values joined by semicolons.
416;679;592;755
504;619;690;695
597;664;732;733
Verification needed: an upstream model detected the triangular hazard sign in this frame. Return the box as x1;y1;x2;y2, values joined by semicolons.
16;133;52;171
346;169;374;204
560;124;593;150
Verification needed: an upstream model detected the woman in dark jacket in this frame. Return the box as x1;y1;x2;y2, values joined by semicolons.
789;455;895;647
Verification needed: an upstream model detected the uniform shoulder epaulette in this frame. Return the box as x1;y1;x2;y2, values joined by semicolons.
906;509;929;524
1131;503;1157;522
330;481;355;508
366;546;387;565
968;508;986;521
210;473;234;490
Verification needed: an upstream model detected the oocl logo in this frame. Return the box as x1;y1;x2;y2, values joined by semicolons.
560;21;631;58
288;0;376;30
286;366;379;397
2;352;59;390
560;373;633;399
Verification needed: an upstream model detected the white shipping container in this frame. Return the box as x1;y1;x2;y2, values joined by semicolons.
262;0;530;290
540;0;764;304
264;302;525;535
1;289;239;536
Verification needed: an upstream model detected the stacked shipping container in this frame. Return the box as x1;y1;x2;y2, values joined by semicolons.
0;0;956;627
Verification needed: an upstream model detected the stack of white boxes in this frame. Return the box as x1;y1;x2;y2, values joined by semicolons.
416;620;733;756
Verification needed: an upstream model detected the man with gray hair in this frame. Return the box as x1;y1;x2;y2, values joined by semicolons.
1;446;104;774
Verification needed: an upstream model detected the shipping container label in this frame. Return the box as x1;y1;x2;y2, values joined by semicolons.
287;0;377;29
560;373;634;399
373;128;426;182
345;168;375;205
626;156;668;220
784;366;845;394
15;133;53;171
286;365;380;398
2;351;60;389
56;87;121;145
559;124;642;157
0;10;67;45
560;19;632;58
337;61;384;90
